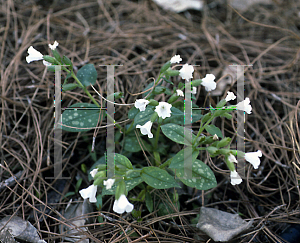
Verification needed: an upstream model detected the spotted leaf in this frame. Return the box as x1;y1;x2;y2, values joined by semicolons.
61;103;103;132
174;159;217;190
169;147;199;169
77;64;97;87
161;123;196;145
141;167;180;189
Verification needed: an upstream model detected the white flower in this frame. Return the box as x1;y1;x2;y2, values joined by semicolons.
225;91;236;102
136;121;153;138
49;40;59;50
90;168;98;178
176;89;184;97
26;46;43;63
236;97;252;114
26;46;51;66
79;184;97;203
155;102;172;119
179;64;194;81
113;194;134;214
230;170;242;185
213;134;218;140
245;150;262;169
170;55;182;64
228;154;237;163
135;99;149;112
191;86;197;94
201;74;216;91
103;179;115;190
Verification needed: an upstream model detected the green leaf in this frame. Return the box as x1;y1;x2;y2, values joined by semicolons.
61;103;103;132
169;147;199;169
161;123;196;145
115;153;133;170
141;167;180;189
64;191;75;199
102;177;143;195
77;64;97;87
75;178;83;193
205;124;223;138
123;136;142;152
157;191;180;217
145;191;153;212
123;136;151;152
133;106;155;127
174;159;217;190
161;77;174;85
52;49;61;63
128;107;139;119
62;55;72;68
62;83;79;91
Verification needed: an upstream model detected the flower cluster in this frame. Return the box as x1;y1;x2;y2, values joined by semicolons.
26;41;59;65
26;46;263;215
78;168;133;214
228;150;263;185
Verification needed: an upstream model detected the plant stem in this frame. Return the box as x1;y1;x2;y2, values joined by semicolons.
153;124;161;151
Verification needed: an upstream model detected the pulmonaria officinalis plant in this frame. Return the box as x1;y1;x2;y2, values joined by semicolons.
26;42;262;215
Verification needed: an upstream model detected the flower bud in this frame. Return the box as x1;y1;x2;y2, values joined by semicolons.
167;93;179;104
218;148;231;156
150;112;158;122
43;55;56;64
206;146;219;156
200;136;214;144
52;49;61;62
191;79;202;86
230;150;245;158
62;55;73;68
115;180;126;200
217;137;231;148
148;99;159;106
225;157;236;172
166;68;180;77
62;83;79;91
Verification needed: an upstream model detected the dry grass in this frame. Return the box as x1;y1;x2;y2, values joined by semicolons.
0;0;300;242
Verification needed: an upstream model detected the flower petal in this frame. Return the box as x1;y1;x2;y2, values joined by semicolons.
79;184;97;203
135;99;149;112
225;91;236;102
113;194;134;214
245;150;262;169
49;40;59;50
201;74;216;91
90;168;98;178
136;121;153;138
230;170;242;185
179;64;194;81
155;102;172;119
236;97;252;114
176;89;184;97
170;55;182;64
26;46;43;63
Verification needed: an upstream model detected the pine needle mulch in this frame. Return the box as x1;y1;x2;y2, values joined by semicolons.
1;0;300;242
